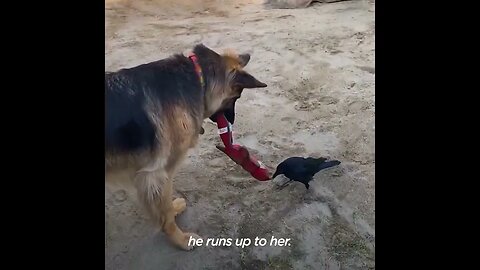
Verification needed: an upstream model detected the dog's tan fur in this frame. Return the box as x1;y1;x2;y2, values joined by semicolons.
106;46;266;250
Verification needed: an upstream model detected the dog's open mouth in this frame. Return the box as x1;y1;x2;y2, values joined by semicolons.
209;98;238;124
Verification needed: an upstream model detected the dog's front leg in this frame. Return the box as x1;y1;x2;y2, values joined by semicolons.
135;169;200;250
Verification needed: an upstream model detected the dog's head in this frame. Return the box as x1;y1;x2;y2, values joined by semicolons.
192;44;267;123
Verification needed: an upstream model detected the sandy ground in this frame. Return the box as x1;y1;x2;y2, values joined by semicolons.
105;0;375;269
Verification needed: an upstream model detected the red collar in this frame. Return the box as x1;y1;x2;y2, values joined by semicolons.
188;53;205;90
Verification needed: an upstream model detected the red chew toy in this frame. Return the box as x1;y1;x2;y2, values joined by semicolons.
215;114;271;181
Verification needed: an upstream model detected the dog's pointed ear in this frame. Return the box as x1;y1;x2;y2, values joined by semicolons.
233;71;267;89
238;54;251;67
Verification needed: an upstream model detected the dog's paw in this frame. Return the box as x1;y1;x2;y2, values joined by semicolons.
182;232;202;251
172;198;187;216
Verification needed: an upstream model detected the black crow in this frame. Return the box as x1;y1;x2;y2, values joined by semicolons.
272;157;341;189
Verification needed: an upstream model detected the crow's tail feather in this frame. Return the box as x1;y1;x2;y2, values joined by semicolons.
306;157;327;163
317;160;341;171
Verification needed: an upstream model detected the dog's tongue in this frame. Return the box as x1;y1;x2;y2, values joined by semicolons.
215;114;271;181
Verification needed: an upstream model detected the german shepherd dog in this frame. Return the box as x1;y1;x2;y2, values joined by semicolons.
105;44;267;250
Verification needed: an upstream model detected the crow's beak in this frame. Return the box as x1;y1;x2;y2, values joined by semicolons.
272;171;279;179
